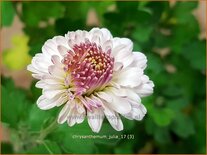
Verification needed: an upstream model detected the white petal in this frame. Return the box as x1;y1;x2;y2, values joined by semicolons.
111;37;136;68
113;62;123;72
48;65;66;79
66;100;86;126
100;28;113;41
58;102;71;124
96;91;113;103
55;36;69;48
67;30;88;47
130;52;147;69
135;82;154;97
43;88;66;99
113;67;143;88
32;74;42;79
56;95;68;107
75;103;86;124
57;45;69;56
91;34;101;45
37;95;57;110
89;28;113;47
96;91;131;114
42;39;59;57
123;101;147;121
102;103;123;131
35;81;47;88
76;112;85;124
107;87;141;103
27;64;40;74
29;53;51;76
42;75;64;85
87;108;104;133
51;55;63;68
67;109;76;127
102;40;113;53
135;75;154;97
121;54;134;68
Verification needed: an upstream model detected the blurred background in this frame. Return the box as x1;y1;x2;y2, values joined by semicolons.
1;1;206;154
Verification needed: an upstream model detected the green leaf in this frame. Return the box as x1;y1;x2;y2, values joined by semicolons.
121;117;136;131
150;107;174;127
94;123;122;145
2;1;15;26
169;64;197;100
133;43;142;51
145;1;169;23
1;78;30;128
132;25;153;43
116;1;139;12
114;141;134;154
145;53;164;75
145;118;171;144
167;97;189;111
172;1;198;24
27;104;58;132
51;121;96;154
162;85;183;97
103;12;124;36
30;80;42;102
22;2;65;27
63;2;89;21
95;144;113;153
89;1;114;23
193;101;206;153
145;98;174;127
181;39;206;70
51;120;123;153
26;140;61;154
154;127;171;144
170;15;199;53
171;113;195;138
1;142;14;154
25;26;56;56
55;18;85;35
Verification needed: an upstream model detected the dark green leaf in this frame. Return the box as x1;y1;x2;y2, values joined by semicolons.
22;2;65;27
2;1;15;26
30;80;42;102
146;53;164;75
25;26;56;56
181;39;206;70
167;97;189;111
172;1;198;24
55;18;85;35
1;142;14;154
116;1;139;12
114;141;134;154
145;118;171;144
27;104;58;132
132;25;153;43
170;15;199;53
1;78;30;128
51;121;96;154
26;140;61;154
171;113;195;138
94;123;122;145
150;107;174;127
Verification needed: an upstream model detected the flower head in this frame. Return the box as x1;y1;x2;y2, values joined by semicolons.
27;28;154;132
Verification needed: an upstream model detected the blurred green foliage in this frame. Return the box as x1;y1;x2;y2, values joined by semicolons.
1;1;206;154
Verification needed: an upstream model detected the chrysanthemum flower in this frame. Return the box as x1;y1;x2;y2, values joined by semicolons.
27;28;154;132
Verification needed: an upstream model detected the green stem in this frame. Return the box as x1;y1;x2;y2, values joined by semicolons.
41;141;54;154
38;119;58;141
